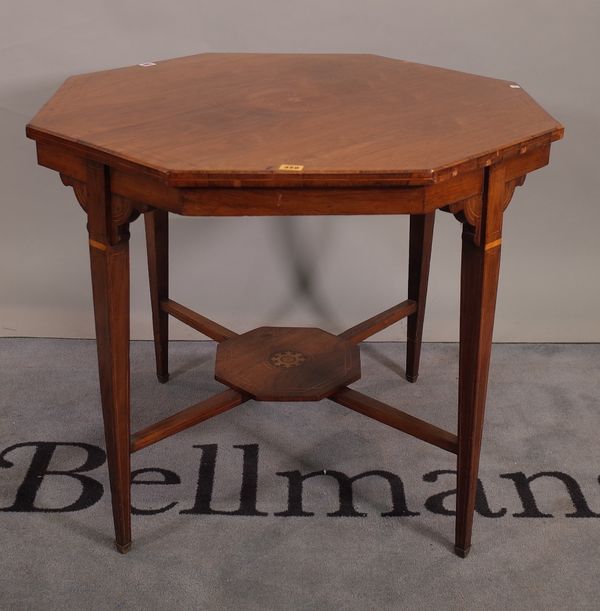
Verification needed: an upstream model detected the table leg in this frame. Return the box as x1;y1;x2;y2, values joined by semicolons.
406;212;435;382
145;209;169;383
86;162;133;553
455;167;504;558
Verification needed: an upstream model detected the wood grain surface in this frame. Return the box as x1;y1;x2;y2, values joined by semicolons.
26;53;563;187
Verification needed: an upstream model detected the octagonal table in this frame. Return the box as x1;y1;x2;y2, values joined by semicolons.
26;53;563;557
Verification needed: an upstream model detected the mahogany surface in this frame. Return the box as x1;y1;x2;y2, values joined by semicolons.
26;53;562;188
406;213;435;383
144;210;169;383
130;389;247;453
215;327;360;402
330;387;458;454
339;299;417;345
25;52;564;558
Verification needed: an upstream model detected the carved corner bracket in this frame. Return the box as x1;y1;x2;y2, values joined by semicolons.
60;172;144;246
442;173;526;247
60;173;88;212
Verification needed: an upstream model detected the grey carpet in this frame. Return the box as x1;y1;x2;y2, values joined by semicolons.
1;338;599;610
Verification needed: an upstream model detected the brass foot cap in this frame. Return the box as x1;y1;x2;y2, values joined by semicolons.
116;541;132;554
454;545;471;558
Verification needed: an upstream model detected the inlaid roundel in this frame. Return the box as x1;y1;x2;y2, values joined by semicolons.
215;327;361;401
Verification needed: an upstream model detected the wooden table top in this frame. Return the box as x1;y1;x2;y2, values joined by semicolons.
26;53;563;188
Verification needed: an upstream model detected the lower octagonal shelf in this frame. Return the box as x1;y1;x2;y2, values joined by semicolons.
215;327;361;401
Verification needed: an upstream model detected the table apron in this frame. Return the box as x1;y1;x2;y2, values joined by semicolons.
37;140;550;217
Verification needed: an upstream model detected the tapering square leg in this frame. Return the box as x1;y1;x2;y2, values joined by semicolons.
87;162;132;554
145;209;169;383
455;210;502;558
405;212;435;382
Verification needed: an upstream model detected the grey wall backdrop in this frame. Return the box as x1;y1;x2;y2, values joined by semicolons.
1;1;598;341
